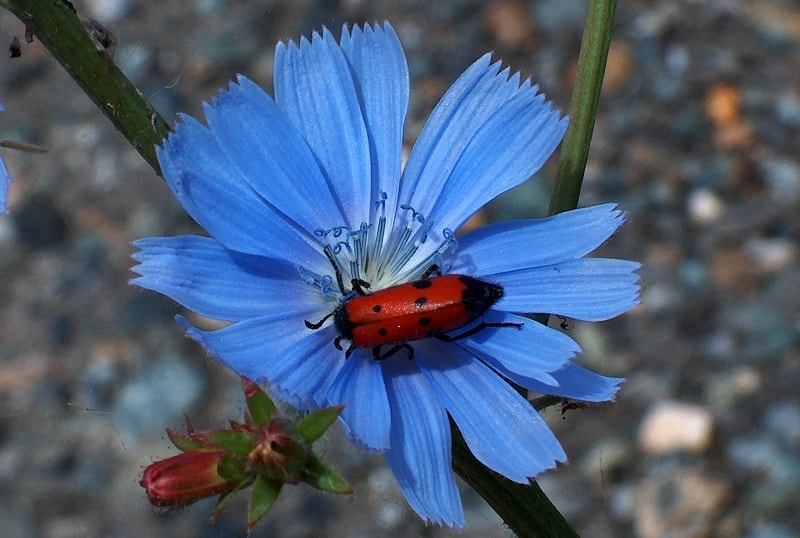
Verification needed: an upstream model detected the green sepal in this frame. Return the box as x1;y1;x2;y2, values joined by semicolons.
241;376;275;427
209;430;254;456
166;428;206;452
296;405;344;443
210;477;254;524
217;454;251;483
248;475;282;531
302;454;353;494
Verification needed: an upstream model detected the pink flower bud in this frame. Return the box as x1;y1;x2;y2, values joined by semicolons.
141;450;239;508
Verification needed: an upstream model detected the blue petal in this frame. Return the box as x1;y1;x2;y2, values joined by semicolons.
130;235;321;322
0;104;9;214
400;55;566;266
179;315;344;409
383;357;464;527
158;115;325;271
455;310;581;385
418;341;566;483
493;258;641;321
325;355;391;450
340;23;409;228
454;204;626;274
518;363;624;402
0;155;9;214
274;28;372;228
203;76;344;234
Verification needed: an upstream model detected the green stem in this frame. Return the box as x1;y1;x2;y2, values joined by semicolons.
452;428;579;538
549;0;618;215
1;0;170;174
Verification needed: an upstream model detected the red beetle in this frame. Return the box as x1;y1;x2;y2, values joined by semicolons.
306;252;520;360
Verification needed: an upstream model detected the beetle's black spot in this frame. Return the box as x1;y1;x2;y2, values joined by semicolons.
412;278;433;289
418;317;431;326
378;327;388;336
414;296;427;307
372;304;382;313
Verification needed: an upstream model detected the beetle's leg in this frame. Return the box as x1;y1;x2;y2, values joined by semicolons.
351;278;371;295
373;344;414;361
436;321;522;342
305;311;334;330
420;264;441;279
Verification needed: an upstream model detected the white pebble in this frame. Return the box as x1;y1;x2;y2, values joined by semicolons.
687;188;724;224
639;401;714;454
745;237;795;273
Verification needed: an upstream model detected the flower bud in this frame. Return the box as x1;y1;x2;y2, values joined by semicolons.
141;449;239;508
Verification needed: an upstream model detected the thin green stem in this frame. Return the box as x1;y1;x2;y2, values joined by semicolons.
549;0;618;215
452;423;579;538
1;0;170;174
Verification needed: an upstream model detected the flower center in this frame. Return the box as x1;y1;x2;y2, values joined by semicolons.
299;195;456;300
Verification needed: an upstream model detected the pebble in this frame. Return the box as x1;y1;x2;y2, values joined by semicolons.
483;2;536;51
706;84;741;128
764;402;800;447
635;467;731;538
775;90;800;127
13;193;69;250
760;157;800;203
706;366;762;411
112;356;205;446
85;0;130;22
687;188;724;224
638;401;715;455
744;237;795;273
602;41;633;93
580;437;632;483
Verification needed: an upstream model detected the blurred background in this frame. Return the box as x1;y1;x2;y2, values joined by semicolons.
0;1;798;536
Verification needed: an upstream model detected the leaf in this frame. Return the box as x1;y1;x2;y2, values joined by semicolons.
167;428;205;452
302;454;353;494
296;405;344;443
210;477;254;524
209;430;254;456
241;376;275;427
248;475;282;531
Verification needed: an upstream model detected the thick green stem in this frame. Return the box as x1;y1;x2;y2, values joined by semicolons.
1;0;170;174
549;0;618;215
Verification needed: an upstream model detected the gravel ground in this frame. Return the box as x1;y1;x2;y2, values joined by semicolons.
1;1;798;536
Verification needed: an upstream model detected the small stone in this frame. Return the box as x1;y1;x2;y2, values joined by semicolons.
483;2;535;50
709;246;755;291
706;84;741;128
86;0;130;22
112;356;204;446
706;366;762;411
687;188;724;224
745;237;795;273
603;41;633;93
764;402;800;446
635;468;731;538
760;157;800;202
639;401;714;454
580;437;632;483
13;193;69;250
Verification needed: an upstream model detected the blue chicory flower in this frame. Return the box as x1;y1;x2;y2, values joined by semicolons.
131;22;640;526
0;103;11;214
